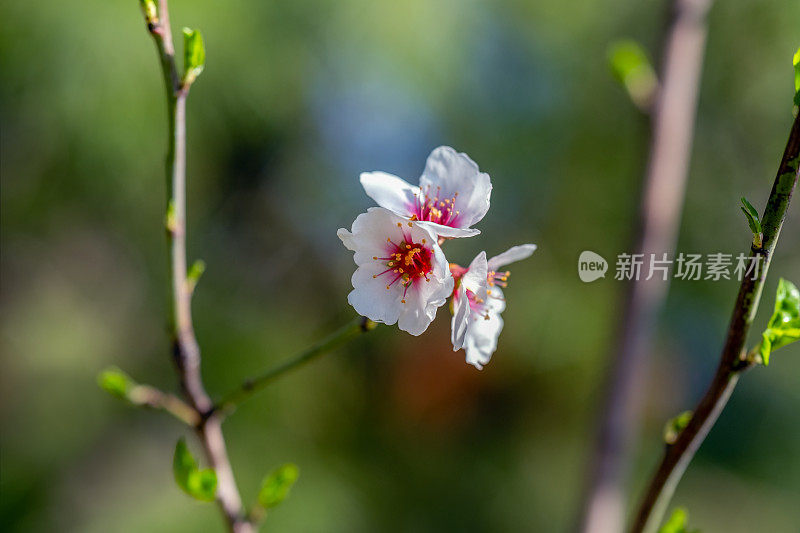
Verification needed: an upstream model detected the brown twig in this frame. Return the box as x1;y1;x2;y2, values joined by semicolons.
630;111;800;533
579;0;713;531
127;384;201;426
143;2;253;531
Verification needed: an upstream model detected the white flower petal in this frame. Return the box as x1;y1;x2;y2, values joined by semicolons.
485;285;507;315
451;284;470;351
360;172;419;217
339;207;402;265
487;244;537;271
337;228;357;251
463;287;505;369
419;146;492;229
462;251;488;293
414;221;480;239
347;262;403;326
464;312;504;370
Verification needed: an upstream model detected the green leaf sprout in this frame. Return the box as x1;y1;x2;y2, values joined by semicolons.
663;411;692;445
139;0;158;25
187;259;206;294
97;367;135;400
182;28;206;86
257;463;299;510
607;40;658;111
659;507;699;533
739;197;762;248
757;278;800;365
173;438;218;501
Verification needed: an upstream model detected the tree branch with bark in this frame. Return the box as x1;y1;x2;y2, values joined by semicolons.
630;110;800;533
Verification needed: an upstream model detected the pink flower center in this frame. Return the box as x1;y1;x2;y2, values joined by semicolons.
465;289;490;320
409;185;460;227
372;224;433;303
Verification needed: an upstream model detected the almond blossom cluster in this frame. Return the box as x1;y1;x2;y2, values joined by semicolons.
338;146;536;369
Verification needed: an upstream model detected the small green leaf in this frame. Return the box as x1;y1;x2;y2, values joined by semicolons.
182;28;206;86
659;507;699;533
793;47;800;106
663;411;692;445
607;40;658;109
165;200;177;233
173;438;196;488
173;438;217;501
97;367;135;399
739;196;759;222
758;278;800;365
139;0;158;24
739;197;761;234
257;463;299;509
187;259;206;293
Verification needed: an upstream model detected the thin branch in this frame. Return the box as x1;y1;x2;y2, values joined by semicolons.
579;0;713;531
630;111;800;533
216;317;378;412
127;384;201;426
143;3;253;531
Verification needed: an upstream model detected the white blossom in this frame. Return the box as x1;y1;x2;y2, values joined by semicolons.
450;244;537;369
338;207;454;335
359;146;492;239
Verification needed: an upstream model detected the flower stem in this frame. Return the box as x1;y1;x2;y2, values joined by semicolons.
216;317;378;411
144;2;252;531
630;111;800;533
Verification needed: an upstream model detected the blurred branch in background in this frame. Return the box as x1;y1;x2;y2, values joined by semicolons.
579;0;713;531
630;108;800;533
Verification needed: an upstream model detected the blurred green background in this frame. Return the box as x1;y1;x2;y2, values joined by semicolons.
2;0;799;531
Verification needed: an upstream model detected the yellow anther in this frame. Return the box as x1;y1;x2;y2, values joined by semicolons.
397;222;402;227
373;256;378;260
408;222;412;227
422;239;426;244
401;299;406;304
